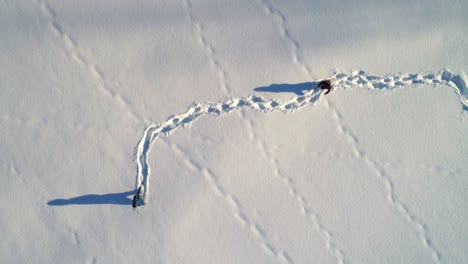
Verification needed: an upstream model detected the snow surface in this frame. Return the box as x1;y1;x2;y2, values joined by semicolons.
1;0;467;263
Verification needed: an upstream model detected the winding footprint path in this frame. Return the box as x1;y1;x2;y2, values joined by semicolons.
134;69;466;264
135;68;467;202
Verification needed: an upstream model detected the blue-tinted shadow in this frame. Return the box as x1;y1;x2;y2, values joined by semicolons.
48;190;135;206
254;82;317;95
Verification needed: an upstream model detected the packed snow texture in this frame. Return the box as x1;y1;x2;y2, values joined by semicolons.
1;0;467;263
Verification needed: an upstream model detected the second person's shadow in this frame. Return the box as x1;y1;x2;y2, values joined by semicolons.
254;82;318;95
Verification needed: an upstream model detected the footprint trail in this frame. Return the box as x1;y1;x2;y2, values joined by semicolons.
168;140;294;263
34;0;148;124
334;69;468;107
182;0;231;94
135;68;466;201
325;100;443;263
135;89;322;195
182;1;302;260
258;141;348;264
257;0;313;78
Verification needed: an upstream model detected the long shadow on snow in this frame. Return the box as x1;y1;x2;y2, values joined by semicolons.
48;190;135;206
254;82;317;95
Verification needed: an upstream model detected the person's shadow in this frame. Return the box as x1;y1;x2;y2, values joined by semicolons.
254;81;318;95
48;190;135;206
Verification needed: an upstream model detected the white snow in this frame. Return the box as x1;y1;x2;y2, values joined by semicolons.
1;0;467;263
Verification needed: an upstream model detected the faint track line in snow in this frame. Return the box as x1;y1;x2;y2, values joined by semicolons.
324;69;468;263
257;108;347;261
181;1;302;257
182;0;231;94
168;141;295;264
257;0;314;78
244;115;349;263
65;228;81;246
259;141;347;264
324;100;443;263
420;164;464;177
328;70;464;264
85;257;97;264
181;0;260;194
33;0;148;124
257;1;349;262
256;1;465;261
